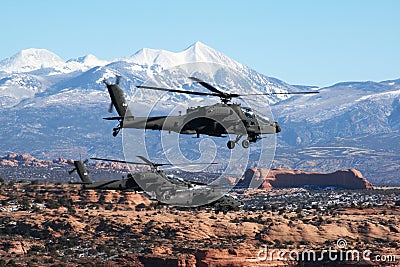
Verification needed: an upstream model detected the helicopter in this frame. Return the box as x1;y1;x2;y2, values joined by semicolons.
103;76;318;149
69;156;243;213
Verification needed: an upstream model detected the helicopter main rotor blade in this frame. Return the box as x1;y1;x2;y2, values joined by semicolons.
68;168;77;175
138;78;318;103
91;157;218;168
189;77;319;96
136;156;218;167
136;156;172;168
137;155;156;166
90;157;150;166
237;91;319;97
268;91;319;95
136;85;220;97
188;77;226;95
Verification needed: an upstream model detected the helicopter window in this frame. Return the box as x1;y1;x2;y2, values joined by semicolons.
241;107;255;119
167;174;184;182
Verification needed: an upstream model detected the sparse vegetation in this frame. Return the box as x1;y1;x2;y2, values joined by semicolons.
0;182;399;265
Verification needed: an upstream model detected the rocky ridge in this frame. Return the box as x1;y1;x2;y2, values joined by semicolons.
240;168;373;190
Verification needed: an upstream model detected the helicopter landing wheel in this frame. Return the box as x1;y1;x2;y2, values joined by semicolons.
112;126;121;137
242;139;250;149
112;129;119;137
227;140;235;149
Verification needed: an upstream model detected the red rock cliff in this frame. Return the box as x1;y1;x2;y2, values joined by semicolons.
239;168;373;190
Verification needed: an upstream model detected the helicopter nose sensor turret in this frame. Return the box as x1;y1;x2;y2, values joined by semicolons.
275;122;281;133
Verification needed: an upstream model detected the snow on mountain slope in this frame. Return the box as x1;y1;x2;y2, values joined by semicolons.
0;74;48;108
126;41;296;97
274;80;397;123
0;48;110;75
1;43;398;123
23;89;109;109
25;42;297;115
0;48;65;73
272;80;400;147
65;54;109;72
126;41;236;68
0;42;299;111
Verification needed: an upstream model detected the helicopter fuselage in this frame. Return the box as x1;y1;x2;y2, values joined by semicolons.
104;79;289;149
133;169;242;209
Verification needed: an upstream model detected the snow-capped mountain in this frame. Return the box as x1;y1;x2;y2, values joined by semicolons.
0;42;398;185
0;48;110;76
65;54;110;72
0;42;299;110
127;41;241;69
0;48;65;73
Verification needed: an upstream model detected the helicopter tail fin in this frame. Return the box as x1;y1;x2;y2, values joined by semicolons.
103;77;135;136
103;77;134;119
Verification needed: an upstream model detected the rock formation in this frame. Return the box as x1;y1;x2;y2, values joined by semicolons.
0;153;53;167
238;168;373;190
0;153;128;170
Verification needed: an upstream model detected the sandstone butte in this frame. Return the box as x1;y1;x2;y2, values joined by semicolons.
238;168;374;190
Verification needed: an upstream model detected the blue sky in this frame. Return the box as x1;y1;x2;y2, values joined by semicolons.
2;0;399;87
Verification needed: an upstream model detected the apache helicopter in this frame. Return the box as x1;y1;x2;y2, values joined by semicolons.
103;76;318;149
69;157;243;213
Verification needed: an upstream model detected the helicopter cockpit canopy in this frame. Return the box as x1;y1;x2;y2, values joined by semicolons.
241;107;255;119
241;107;271;123
166;174;185;183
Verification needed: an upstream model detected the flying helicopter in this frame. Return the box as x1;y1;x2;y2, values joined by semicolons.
103;76;318;149
69;156;243;213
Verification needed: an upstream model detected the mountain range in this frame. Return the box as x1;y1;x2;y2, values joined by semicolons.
0;42;398;185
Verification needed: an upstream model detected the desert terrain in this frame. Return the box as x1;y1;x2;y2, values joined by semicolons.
0;181;399;266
